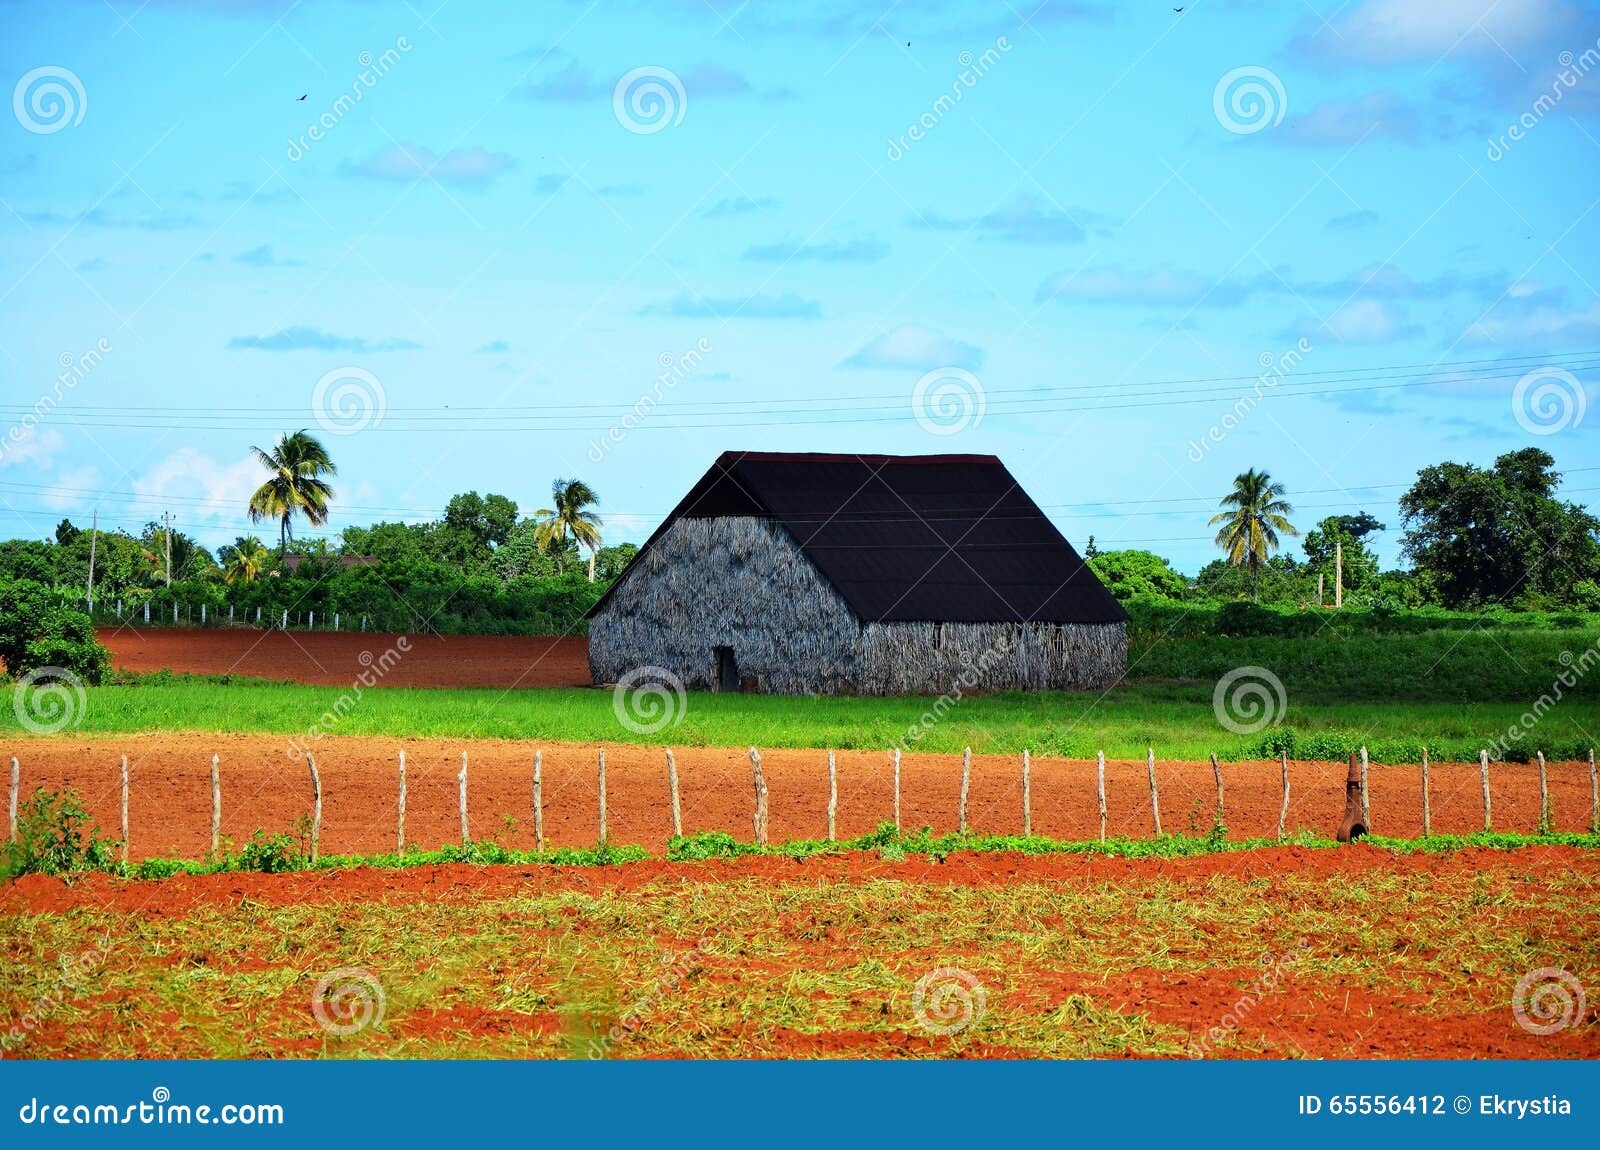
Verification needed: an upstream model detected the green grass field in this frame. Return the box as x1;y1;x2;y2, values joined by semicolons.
6;674;1593;762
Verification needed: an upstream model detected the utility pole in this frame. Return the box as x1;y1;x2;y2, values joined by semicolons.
86;510;98;610
1334;538;1343;609
1317;572;1324;607
164;511;172;588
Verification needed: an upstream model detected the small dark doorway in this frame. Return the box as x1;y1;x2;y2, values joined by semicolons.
714;646;739;693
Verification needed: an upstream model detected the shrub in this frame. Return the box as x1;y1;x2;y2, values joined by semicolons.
1;787;118;880
237;830;303;873
0;580;111;684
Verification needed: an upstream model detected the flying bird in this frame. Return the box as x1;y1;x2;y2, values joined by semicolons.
1173;6;1184;11
297;94;307;101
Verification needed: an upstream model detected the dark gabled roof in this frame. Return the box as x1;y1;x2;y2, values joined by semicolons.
588;451;1127;625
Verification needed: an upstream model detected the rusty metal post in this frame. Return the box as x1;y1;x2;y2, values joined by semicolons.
1336;752;1367;843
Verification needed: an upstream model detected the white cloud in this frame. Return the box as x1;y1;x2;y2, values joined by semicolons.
1301;0;1572;65
1320;299;1415;343
0;427;66;470
132;449;263;528
42;466;100;511
1037;266;1249;307
840;324;984;371
342;144;514;189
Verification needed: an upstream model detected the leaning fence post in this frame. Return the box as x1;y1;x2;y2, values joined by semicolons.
1146;747;1162;837
826;750;837;842
1479;749;1492;832
1021;749;1031;838
306;753;322;863
1209;752;1223;821
891;747;901;832
1590;748;1598;834
1095;751;1107;843
665;748;682;838
1537;751;1550;835
1420;747;1431;838
458;751;469;845
598;748;608;843
7;756;17;842
397;750;406;854
1358;745;1371;832
532;750;544;852
120;754;129;865
210;754;221;857
959;747;971;835
1277;751;1290;843
749;748;769;847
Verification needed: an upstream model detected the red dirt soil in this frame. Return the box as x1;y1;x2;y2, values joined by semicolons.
6;733;1594;860
96;627;590;689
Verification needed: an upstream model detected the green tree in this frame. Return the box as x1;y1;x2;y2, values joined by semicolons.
1208;469;1298;601
1088;549;1189;601
247;430;337;551
1302;514;1384;598
220;536;272;585
533;479;603;582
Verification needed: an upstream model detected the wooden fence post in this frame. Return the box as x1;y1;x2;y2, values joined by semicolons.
1021;749;1031;838
1420;747;1431;838
959;747;971;835
210;754;221;857
598;748;608;843
1209;752;1223;821
397;750;406;854
1358;745;1371;832
532;750;544;852
891;748;901;833
749;748;768;847
1146;747;1162;837
8;756;17;842
120;754;129;865
1479;749;1492;832
1590;748;1598;834
1537;751;1550;835
306;753;322;863
1277;751;1290;843
458;751;469;845
826;750;837;842
665;748;682;838
1096;751;1107;843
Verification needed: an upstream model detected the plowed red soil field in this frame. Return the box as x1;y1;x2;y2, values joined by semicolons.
96;627;590;688
6;733;1594;858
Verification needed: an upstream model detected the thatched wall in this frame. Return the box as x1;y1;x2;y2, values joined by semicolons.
588;516;1127;695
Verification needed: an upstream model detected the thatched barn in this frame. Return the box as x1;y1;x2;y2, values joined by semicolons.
586;451;1127;696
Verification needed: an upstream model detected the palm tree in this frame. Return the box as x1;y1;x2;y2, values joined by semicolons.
223;537;271;585
247;430;337;551
1209;469;1298;601
533;478;603;582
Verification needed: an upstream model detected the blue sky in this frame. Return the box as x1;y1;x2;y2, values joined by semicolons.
2;0;1599;573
